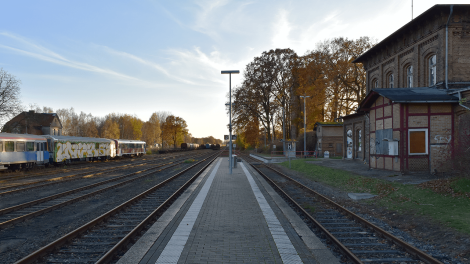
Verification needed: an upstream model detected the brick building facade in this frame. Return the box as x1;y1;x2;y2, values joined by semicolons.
313;122;343;157
343;4;470;173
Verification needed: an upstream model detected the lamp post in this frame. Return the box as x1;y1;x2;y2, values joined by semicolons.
264;128;267;147
221;70;239;174
279;105;286;156
300;95;310;158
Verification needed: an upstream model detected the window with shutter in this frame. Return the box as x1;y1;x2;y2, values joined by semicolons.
408;129;428;155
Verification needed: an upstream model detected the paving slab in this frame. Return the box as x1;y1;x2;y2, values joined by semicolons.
119;157;338;263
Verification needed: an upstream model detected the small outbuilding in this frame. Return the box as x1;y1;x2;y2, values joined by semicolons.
2;110;63;136
313;122;343;157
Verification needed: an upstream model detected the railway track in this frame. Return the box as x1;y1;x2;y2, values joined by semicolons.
0;152;200;196
14;151;220;264
0;152;207;230
241;154;443;264
0;155;143;182
0;151;192;186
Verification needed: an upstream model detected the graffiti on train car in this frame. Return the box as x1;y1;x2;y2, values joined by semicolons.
55;141;111;162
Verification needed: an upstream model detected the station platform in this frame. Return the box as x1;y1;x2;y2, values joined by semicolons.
117;157;339;264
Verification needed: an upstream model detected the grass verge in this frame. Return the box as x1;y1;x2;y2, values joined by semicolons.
279;159;470;234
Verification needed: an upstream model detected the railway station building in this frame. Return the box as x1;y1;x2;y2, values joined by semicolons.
342;4;470;173
2;110;63;136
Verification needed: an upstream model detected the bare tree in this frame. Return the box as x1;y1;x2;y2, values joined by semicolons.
0;68;23;128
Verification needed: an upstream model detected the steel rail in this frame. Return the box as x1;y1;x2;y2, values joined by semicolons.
242;155;362;264
0;154;147;182
0;152;200;196
244;154;443;264
0;153;207;229
0;157;182;216
14;151;220;264
95;153;219;263
0;152;186;191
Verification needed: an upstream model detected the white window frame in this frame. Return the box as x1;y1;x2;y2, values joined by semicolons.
408;128;428;155
406;65;413;88
429;55;436;86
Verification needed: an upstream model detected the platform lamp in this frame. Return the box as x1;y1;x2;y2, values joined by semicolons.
221;70;239;175
300;95;310;158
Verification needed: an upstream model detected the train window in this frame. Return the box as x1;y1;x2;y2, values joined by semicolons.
0;142;3;152
26;142;35;151
5;141;14;152
17;142;25;152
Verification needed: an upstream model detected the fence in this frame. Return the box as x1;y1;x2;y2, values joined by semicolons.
270;151;318;158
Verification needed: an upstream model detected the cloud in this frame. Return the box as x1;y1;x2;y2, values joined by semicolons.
271;9;293;49
0;32;146;83
166;46;246;86
99;45;196;85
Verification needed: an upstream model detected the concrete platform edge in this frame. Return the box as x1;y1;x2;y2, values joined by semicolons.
116;158;218;264
242;160;341;264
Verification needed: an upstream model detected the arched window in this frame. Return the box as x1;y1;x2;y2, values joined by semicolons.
429;55;436;86
372;79;378;89
406;65;413;88
388;73;394;88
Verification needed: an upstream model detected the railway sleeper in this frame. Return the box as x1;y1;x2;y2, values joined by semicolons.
242;155;434;264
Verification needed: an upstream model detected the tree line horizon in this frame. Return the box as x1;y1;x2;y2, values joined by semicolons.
231;36;375;150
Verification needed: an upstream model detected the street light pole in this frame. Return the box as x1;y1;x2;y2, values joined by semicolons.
300;95;310;158
221;70;239;174
264;128;267;147
282;106;286;157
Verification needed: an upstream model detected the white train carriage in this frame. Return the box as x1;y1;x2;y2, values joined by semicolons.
0;133;49;170
44;135;114;163
112;139;146;157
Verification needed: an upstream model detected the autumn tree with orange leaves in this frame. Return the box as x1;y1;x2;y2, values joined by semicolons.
232;37;375;146
161;115;188;148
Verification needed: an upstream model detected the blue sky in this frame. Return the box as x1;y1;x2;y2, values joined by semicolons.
0;0;465;139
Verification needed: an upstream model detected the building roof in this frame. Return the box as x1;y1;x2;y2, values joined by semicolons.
353;4;470;64
358;88;459;110
314;122;343;126
0;133;47;141
2;111;62;135
340;112;365;120
44;135;112;143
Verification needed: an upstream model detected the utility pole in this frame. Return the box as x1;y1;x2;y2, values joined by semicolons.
300;95;310;158
221;70;239;175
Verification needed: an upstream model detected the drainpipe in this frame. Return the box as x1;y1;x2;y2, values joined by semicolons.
445;5;454;89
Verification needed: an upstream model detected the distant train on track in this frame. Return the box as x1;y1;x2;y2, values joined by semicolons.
180;143;199;150
180;143;220;150
0;132;146;170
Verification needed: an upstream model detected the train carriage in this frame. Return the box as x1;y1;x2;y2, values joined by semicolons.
44;135;113;163
181;143;200;150
112;139;146;157
0;133;49;170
